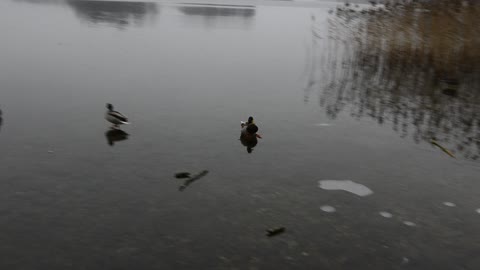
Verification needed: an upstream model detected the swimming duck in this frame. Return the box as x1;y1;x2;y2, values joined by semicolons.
105;103;129;128
241;116;261;139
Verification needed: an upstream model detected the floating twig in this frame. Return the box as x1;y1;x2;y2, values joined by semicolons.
174;172;191;179
266;227;286;237
179;170;209;191
431;140;455;158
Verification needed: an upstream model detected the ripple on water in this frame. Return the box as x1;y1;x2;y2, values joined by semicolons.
318;180;373;197
320;205;336;213
443;202;456;207
476;209;480;214
379;211;393;218
403;221;416;227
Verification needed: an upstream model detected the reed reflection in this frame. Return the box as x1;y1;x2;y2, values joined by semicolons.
310;1;480;160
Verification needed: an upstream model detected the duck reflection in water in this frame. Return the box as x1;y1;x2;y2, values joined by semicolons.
240;135;257;153
105;128;129;146
240;116;261;153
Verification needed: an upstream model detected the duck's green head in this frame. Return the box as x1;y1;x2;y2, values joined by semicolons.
106;103;113;111
248;116;254;124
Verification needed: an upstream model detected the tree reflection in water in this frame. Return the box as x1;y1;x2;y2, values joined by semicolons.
309;1;480;160
176;4;255;29
14;0;159;28
67;0;158;28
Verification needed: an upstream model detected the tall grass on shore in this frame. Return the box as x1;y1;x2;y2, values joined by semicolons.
311;0;480;160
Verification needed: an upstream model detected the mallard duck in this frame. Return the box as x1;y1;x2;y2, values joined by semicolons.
241;116;261;138
105;103;129;128
241;116;254;128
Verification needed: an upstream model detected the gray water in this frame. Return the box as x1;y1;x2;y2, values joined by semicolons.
1;1;479;269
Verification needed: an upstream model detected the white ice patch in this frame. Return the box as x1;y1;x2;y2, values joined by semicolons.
403;221;416;227
320;205;336;213
318;180;373;197
313;123;331;127
443;202;456;207
379;211;393;218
